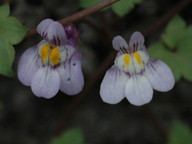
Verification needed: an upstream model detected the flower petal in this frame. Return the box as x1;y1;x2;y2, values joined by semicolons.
145;59;175;92
59;51;84;95
125;75;153;106
112;35;128;51
100;65;128;104
37;18;54;39
129;31;145;50
17;45;40;86
37;19;67;46
31;66;60;98
47;21;67;45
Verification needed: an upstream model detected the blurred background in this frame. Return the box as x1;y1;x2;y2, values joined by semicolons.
1;0;192;144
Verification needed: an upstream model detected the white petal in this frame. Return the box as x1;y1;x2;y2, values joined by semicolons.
31;66;60;98
17;45;40;86
145;59;175;92
47;21;67;45
129;31;144;48
112;35;128;51
59;51;84;95
100;65;128;104
125;75;153;106
37;19;54;38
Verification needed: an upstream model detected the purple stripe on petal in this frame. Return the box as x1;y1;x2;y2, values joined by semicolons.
37;19;54;39
100;65;127;104
125;74;153;106
47;22;67;46
31;66;60;98
145;59;175;92
129;31;144;51
17;45;40;86
112;36;128;52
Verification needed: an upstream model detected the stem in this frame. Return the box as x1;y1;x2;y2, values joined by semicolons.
26;0;120;38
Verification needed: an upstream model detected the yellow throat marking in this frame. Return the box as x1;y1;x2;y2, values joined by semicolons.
40;44;60;66
49;47;60;66
41;44;51;63
133;52;143;65
123;54;131;67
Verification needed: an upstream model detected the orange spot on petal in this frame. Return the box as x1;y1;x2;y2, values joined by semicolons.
49;47;60;66
124;54;131;67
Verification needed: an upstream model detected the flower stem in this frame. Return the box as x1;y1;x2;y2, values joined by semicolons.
26;0;120;38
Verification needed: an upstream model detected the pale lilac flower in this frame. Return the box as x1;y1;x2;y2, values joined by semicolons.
18;19;84;98
100;32;175;106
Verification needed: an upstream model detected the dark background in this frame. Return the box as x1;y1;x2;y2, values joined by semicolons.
1;0;192;144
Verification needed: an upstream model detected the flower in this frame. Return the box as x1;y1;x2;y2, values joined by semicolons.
100;32;175;106
18;19;84;98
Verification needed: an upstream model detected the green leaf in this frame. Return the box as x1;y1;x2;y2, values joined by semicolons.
168;121;192;144
179;55;192;81
0;35;15;77
112;0;142;17
51;128;84;144
0;4;28;77
148;42;181;81
177;31;192;81
161;16;186;49
79;0;102;8
0;16;28;45
0;4;10;17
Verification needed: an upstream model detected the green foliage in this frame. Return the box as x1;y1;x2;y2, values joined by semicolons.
0;4;10;17
168;121;192;144
78;0;142;17
112;0;142;17
0;4;28;77
148;42;181;81
148;15;192;82
162;16;186;49
51;128;84;144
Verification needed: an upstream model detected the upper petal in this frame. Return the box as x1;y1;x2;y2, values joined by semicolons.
47;21;67;45
100;65;128;104
31;66;60;99
125;75;153;106
17;45;40;86
145;59;175;92
37;18;54;39
37;19;67;46
58;51;84;95
112;35;128;51
129;31;145;50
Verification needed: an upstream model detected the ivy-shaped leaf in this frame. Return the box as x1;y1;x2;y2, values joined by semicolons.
168;121;192;144
112;0;142;17
149;15;192;82
51;128;84;144
161;16;186;49
0;4;28;77
0;4;10;17
0;36;15;76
